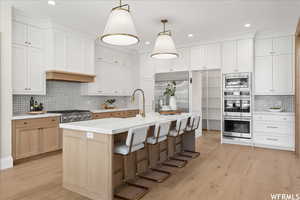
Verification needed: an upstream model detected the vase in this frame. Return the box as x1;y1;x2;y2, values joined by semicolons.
169;96;177;110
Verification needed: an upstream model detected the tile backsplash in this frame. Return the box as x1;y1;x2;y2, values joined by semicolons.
254;95;294;112
13;81;136;114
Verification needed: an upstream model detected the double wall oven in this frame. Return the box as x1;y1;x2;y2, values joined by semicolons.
223;73;252;139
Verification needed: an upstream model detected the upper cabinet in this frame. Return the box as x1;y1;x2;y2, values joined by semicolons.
81;45;137;96
154;47;190;73
254;35;294;95
12;20;46;95
47;27;95;75
222;38;253;73
255;36;293;56
190;43;221;70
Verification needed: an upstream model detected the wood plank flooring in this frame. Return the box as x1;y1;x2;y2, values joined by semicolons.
1;131;300;200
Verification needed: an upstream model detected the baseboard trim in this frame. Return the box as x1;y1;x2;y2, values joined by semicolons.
0;156;13;170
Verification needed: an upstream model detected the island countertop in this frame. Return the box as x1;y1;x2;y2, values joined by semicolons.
59;113;192;134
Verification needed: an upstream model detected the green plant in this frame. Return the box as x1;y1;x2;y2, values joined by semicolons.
105;99;116;105
163;81;176;96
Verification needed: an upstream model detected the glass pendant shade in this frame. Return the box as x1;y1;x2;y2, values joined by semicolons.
101;7;139;46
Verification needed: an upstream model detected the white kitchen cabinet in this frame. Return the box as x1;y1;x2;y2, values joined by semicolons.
66;34;84;73
47;27;95;75
171;47;190;72
13;21;27;46
154;59;173;73
254;113;295;151
190;43;221;71
12;44;45;95
222;39;253;73
254;35;294;95
140;53;155;79
255;36;293;57
190;46;206;70
82;46;135;96
222;41;236;73
254;56;273;94
273;54;293;94
12;19;46;95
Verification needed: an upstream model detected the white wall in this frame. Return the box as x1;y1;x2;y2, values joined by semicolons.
0;2;13;170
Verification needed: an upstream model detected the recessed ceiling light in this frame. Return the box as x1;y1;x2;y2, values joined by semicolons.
188;34;194;38
48;0;56;6
145;41;151;45
244;23;251;28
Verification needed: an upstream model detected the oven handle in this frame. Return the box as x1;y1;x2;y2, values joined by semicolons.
224;117;251;121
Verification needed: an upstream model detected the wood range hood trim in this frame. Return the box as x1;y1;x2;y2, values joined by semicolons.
46;70;96;83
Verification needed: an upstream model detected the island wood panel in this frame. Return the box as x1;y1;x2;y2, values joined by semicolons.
63;129;113;200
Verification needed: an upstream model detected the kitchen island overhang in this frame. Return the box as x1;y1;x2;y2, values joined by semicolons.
60;114;197;200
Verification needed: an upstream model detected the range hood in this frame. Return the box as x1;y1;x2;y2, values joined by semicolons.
46;70;95;83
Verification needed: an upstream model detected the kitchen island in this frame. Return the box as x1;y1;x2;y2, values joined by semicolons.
60;113;196;200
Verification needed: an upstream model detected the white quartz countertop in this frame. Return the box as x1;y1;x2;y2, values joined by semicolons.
254;111;295;116
91;108;139;113
12;113;62;120
60;113;192;134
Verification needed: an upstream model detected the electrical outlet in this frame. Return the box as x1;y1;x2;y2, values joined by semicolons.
86;132;94;139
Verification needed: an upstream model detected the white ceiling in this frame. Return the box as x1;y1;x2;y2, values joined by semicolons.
10;0;300;52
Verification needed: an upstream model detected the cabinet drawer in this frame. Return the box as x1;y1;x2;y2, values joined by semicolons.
14;117;59;128
111;111;124;118
254;114;294;122
92;112;112;119
254;134;293;148
127;110;139;117
254;121;292;135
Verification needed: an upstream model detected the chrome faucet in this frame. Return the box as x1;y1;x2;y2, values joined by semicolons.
131;89;146;118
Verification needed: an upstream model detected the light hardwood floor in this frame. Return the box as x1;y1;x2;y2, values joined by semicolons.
1;132;300;200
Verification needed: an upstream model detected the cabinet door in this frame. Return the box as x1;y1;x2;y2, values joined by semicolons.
172;48;190;71
273;36;293;55
27;25;44;49
237;39;253;72
53;30;66;70
27;47;45;95
206;43;221;70
140;53;155;79
66;35;84;73
222;41;237;73
12;21;27;46
255;38;273;57
273;54;293;94
41;127;60;153
154;59;173;73
12;44;28;94
15;128;40;159
190;46;207;70
254;56;273;94
84;39;95;74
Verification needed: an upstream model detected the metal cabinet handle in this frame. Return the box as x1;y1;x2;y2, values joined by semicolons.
24;122;28;124
51;119;56;122
267;126;278;129
266;138;278;141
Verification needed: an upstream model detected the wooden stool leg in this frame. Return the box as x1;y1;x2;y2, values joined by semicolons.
162;136;187;168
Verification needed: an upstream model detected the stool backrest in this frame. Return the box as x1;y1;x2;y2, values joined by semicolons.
154;121;171;138
190;115;201;130
176;117;189;134
126;126;149;147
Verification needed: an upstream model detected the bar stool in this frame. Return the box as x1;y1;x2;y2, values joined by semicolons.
180;114;201;159
138;121;172;183
114;126;150;200
163;117;189;168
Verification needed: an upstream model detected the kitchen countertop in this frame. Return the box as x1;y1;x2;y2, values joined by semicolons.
12;113;62;120
60;113;192;134
254;111;295;116
91;108;139;113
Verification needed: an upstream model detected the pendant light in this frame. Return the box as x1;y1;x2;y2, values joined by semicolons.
151;19;179;59
101;0;139;46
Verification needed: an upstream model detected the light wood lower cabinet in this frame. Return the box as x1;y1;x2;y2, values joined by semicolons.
12;117;61;161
